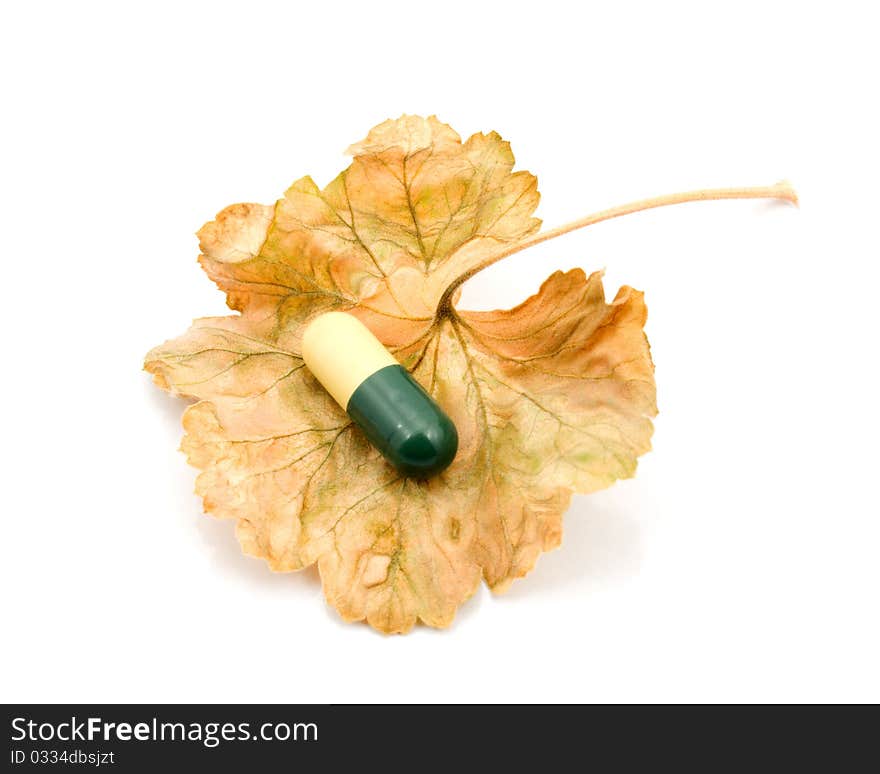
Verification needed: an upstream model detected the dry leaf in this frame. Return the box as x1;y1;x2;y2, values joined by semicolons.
146;115;791;633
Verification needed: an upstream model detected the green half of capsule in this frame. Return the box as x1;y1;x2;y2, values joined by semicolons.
346;364;458;479
301;312;458;479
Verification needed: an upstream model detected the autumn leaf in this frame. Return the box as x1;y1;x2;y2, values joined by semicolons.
145;115;796;633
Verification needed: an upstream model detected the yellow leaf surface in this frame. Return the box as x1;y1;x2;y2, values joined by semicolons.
145;115;656;633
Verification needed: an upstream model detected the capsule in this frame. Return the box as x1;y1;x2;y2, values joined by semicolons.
301;312;458;478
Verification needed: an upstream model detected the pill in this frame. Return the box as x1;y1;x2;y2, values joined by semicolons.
301;312;458;478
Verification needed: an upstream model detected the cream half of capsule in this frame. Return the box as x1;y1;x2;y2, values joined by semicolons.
301;312;458;479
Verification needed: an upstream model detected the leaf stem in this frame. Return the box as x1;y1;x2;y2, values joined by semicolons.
439;180;797;313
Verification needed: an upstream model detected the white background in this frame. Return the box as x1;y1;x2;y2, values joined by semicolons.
2;1;877;703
